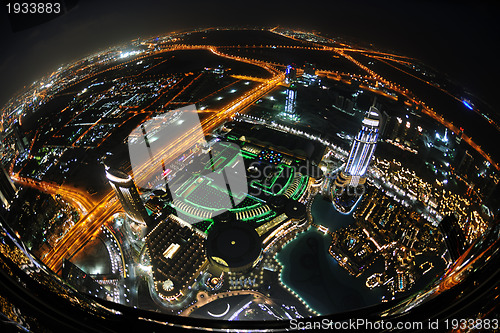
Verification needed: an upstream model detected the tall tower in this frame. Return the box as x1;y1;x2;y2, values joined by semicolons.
285;65;297;84
13;123;29;153
105;166;151;226
302;62;319;85
336;106;380;187
0;165;17;209
457;150;474;179
280;88;297;121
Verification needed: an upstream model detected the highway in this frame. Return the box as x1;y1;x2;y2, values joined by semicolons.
11;176;95;216
24;44;283;274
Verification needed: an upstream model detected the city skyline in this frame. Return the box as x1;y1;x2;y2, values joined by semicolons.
0;22;499;331
1;1;498;112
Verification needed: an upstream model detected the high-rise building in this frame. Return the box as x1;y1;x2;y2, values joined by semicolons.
303;62;316;76
455;127;464;144
105;166;151;227
12;123;29;153
0;165;17;209
302;62;319;85
439;214;467;262
336;106;380;187
279;88;298;121
285;65;297;84
388;116;419;145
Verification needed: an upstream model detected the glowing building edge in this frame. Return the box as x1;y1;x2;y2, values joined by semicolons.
335;105;380;188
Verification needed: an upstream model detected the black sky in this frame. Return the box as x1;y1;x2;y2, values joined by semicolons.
0;0;498;110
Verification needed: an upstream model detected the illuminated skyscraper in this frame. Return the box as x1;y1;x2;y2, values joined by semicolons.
0;165;16;209
336;106;380;187
285;65;297;84
302;62;319;85
280;88;298;121
105;166;151;226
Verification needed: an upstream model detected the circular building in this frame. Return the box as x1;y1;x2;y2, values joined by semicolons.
284;200;307;220
267;194;288;211
206;221;262;273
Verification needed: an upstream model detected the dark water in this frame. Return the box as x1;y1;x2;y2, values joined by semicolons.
275;195;384;315
310;195;357;231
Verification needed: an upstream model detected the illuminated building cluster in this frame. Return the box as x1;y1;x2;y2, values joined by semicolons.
0;294;39;331
329;225;377;276
146;215;207;302
371;158;490;239
329;187;444;297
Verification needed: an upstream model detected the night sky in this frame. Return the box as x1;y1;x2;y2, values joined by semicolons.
0;0;498;110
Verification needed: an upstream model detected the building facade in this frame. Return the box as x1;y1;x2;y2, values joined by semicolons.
105;166;151;226
336;106;380;188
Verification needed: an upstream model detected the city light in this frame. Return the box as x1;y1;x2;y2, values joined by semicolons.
0;26;498;328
